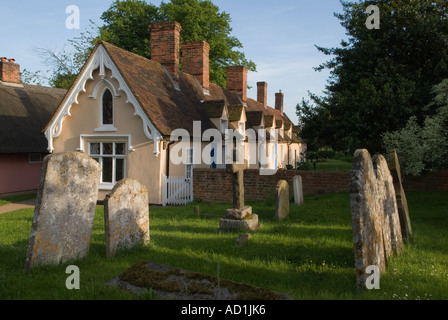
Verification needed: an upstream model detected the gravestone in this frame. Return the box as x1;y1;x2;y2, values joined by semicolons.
350;149;386;290
388;151;412;242
350;149;405;291
219;152;259;232
104;179;150;258
275;180;290;220
373;155;403;257
25;152;101;272
106;260;293;300
292;175;304;206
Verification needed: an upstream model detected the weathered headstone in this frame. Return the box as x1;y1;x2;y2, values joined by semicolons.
275;180;290;220
25;152;101;272
350;149;386;290
292;175;304;206
104;179;150;258
389;151;412;242
350;149;405;291
373;155;403;257
219;152;259;232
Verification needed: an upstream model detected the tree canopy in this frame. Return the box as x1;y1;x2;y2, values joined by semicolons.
297;0;448;154
23;0;255;90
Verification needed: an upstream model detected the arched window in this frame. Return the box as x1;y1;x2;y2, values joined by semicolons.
102;89;113;125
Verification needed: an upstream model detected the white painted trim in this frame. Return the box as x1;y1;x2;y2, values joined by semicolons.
45;44;162;157
89;79;120;99
79;134;134;153
99;87;115;128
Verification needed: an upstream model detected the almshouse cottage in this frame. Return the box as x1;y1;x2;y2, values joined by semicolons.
43;21;306;205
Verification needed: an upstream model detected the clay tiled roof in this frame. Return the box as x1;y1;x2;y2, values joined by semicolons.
46;41;300;143
227;105;244;122
0;82;66;153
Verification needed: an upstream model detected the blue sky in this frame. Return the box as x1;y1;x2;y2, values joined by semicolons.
1;0;348;122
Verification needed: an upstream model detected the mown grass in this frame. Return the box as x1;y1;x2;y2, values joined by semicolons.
0;193;37;206
311;159;353;172
0;191;447;300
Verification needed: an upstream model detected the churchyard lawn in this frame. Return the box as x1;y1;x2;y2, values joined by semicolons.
0;191;447;300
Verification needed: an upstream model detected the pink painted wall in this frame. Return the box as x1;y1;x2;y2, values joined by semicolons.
0;153;45;195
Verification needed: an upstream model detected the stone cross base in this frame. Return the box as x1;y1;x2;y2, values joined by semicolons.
219;214;259;232
219;205;259;232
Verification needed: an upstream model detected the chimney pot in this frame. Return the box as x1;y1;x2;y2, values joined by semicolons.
8;58;15;63
0;57;21;84
182;41;210;92
149;21;182;83
226;66;248;101
275;90;284;114
257;82;268;109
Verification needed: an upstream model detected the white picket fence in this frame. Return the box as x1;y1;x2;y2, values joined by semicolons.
162;174;194;206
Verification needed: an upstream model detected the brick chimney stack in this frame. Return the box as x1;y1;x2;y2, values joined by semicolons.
182;41;210;92
149;21;182;83
0;57;21;84
257;82;268;109
226;66;247;101
275;90;284;114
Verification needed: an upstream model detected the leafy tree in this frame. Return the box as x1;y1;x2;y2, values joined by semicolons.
297;0;448;154
383;79;448;175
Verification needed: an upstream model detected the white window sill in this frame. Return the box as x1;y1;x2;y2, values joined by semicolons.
99;183;115;191
95;125;118;132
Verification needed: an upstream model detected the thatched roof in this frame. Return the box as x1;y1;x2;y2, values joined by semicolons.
0;82;66;153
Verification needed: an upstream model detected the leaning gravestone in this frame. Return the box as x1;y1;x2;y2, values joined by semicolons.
350;149;387;290
373;155;403;257
25;152;101;272
104;179;150;258
292;175;304;206
389;151;412;242
275;180;290;220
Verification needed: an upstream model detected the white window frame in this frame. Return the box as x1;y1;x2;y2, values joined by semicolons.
221;119;228;134
95;87;117;132
185;147;194;181
88;141;127;190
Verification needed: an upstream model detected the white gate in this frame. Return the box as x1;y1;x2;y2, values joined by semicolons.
162;174;194;206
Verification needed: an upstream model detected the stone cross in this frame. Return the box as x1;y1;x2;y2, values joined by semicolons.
226;150;248;210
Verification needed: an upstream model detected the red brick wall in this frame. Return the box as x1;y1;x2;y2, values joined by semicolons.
193;168;351;203
401;170;448;192
193;168;448;203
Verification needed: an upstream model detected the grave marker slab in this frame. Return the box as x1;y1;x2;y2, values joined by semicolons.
389;151;412;242
292;175;304;206
373;155;403;257
350;149;386;290
104;179;150;258
25;152;101;272
275;180;290;220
